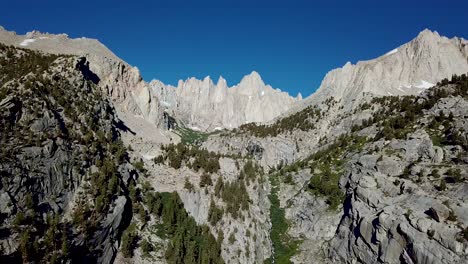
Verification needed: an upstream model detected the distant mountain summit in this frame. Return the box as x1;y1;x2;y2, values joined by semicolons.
151;71;299;131
0;26;299;131
0;26;121;61
296;29;468;112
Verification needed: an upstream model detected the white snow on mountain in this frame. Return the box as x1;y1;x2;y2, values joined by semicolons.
19;38;35;46
385;48;398;56
414;80;434;89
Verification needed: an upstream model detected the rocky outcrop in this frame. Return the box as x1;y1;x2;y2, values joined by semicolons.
151;71;300;131
0;45;135;263
0;26;299;132
291;29;468;114
329;132;468;264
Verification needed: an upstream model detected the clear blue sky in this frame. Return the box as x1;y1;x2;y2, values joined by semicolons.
2;0;467;97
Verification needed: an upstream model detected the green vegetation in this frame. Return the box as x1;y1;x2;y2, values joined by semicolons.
239;160;263;185
142;191;224;264
154;143;220;173
0;44;62;85
141;239;153;256
0;43;133;262
217;178;250;219
266;173;300;264
230;105;322;137
133;159;147;174
305;135;356;210
208;197;224;225
199;173;213;187
213;161;263;219
121;223;138;258
446;168;463;183
352;74;468;142
438;180;447;191
173;126;218;145
266;134;366;212
184;177;195;192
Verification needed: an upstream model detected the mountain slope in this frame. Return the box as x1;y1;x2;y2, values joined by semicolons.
1;25;467;264
0;44;138;263
293;29;468;114
0;26;298;132
151;71;299;131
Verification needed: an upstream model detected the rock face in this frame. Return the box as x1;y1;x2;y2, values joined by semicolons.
0;26;166;128
0;44;135;263
151;72;299;131
0;26;298;132
2;24;468;264
291;29;468;113
330;132;468;264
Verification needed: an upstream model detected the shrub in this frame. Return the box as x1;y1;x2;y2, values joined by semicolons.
208;198;223;225
200;173;212;187
438;180;447;191
141;239;153;255
228;233;236;244
447;210;458;222
121;224;138;258
184;177;194;192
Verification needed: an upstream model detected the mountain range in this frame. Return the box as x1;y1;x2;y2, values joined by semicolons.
2;26;466;131
0;25;467;264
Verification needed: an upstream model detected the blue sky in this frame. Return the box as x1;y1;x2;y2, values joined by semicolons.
2;0;467;97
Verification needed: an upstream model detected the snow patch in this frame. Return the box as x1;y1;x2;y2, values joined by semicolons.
190;126;201;131
248;95;252;100
20;39;36;46
160;101;171;107
142;154;156;160
385;48;398;56
387;92;393;96
397;86;405;92
261;91;265;96
414;80;434;89
214;127;223;131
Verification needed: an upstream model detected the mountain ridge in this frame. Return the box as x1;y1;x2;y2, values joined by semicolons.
150;70;299;131
296;29;468;110
0;26;299;131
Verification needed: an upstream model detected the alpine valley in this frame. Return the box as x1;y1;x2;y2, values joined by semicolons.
0;25;467;264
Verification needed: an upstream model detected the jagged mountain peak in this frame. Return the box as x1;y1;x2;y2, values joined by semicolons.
299;29;468;109
416;28;440;38
150;70;297;130
216;76;228;89
239;70;265;87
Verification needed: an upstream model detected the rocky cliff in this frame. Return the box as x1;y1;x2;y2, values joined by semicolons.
151;71;299;131
291;29;468;114
1;25;468;264
0;26;298;132
0;44;136;263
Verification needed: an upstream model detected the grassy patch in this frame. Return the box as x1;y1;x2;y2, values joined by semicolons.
173;126;218;145
267;174;301;264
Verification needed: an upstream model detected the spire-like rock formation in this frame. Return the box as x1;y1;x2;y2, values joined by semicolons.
150;71;299;131
0;26;299;131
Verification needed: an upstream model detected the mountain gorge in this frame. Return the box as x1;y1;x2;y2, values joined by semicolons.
0;25;468;264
